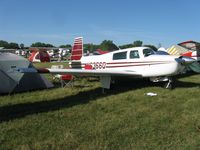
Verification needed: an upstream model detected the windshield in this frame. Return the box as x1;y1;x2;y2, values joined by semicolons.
143;49;155;57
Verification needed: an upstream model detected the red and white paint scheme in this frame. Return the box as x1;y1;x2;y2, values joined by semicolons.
179;41;200;61
70;37;83;61
182;51;198;60
28;48;50;62
19;37;195;89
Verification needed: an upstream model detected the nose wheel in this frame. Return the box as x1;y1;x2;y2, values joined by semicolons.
164;77;173;89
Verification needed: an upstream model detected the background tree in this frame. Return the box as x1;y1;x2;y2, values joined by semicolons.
59;44;72;49
84;43;99;53
119;40;143;49
133;40;143;47
119;44;134;49
144;45;158;51
0;40;9;48
31;42;54;47
20;43;24;49
8;42;19;49
0;40;20;49
99;40;119;51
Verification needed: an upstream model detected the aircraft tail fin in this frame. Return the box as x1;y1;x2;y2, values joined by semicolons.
70;37;83;61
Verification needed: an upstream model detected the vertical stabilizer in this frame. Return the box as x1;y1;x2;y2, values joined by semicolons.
70;37;83;61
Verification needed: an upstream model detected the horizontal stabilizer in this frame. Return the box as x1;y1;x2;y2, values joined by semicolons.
16;68;38;73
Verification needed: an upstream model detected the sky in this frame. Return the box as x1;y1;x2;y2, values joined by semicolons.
0;0;199;48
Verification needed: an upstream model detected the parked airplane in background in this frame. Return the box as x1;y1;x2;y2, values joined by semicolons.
18;37;196;90
167;40;200;61
178;41;200;61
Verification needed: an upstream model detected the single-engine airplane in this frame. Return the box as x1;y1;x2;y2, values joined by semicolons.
18;37;196;90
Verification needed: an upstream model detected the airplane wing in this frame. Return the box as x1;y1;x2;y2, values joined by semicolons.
17;67;142;90
48;68;142;77
17;68;142;77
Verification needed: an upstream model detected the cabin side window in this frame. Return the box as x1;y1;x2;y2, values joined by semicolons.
143;49;155;57
130;50;140;59
113;51;127;60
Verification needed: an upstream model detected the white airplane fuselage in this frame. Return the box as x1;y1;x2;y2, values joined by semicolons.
76;47;184;78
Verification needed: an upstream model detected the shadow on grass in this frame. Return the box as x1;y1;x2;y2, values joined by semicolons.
174;73;200;88
0;77;200;123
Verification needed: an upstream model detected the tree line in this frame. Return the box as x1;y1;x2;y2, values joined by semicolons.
0;40;22;49
0;39;158;52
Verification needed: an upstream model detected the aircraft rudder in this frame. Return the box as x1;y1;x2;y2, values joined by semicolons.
70;37;83;61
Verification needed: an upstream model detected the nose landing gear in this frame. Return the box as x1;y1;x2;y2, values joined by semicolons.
164;77;173;89
150;76;174;89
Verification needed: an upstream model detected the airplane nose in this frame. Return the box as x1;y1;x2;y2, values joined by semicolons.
175;56;196;65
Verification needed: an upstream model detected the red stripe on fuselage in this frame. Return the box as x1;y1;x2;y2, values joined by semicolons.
70;61;172;69
106;62;170;68
106;61;170;65
70;61;172;66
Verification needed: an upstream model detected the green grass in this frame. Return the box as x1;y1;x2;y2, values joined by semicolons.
1;62;200;149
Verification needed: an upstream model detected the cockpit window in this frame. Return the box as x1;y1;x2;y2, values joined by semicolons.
113;51;127;60
143;49;155;57
130;50;140;59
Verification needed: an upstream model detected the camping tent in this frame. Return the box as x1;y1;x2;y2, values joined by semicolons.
28;48;50;62
0;52;53;94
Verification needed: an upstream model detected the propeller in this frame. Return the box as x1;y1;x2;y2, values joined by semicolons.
175;56;196;65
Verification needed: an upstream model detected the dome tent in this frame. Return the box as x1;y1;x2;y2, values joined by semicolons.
28;47;50;62
0;53;53;94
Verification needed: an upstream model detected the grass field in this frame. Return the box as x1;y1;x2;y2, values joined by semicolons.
1;62;200;149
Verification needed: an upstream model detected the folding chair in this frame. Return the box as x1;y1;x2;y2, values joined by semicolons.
51;65;74;88
60;74;74;88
